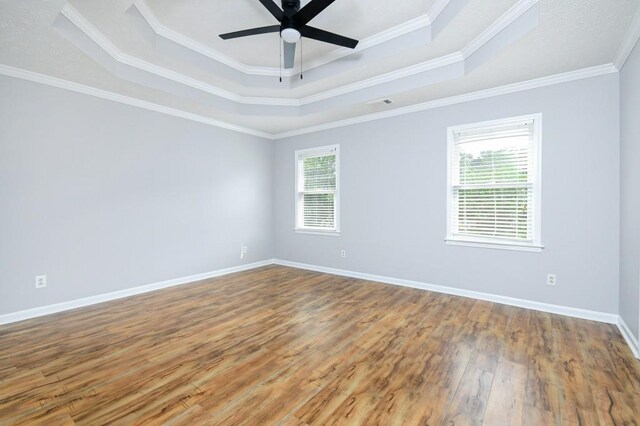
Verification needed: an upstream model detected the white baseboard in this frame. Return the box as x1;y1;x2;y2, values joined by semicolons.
273;259;620;324
275;259;640;358
3;257;636;360
617;316;640;359
0;259;274;325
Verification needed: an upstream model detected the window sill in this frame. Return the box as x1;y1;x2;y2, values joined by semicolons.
445;238;544;252
295;229;341;237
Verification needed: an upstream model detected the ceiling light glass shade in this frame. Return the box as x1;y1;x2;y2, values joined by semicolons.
281;28;301;43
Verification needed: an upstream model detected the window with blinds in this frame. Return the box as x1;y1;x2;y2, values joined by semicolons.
295;145;339;233
447;115;542;250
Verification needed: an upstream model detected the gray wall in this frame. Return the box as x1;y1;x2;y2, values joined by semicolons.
620;40;640;339
0;76;274;315
274;74;621;314
0;72;625;318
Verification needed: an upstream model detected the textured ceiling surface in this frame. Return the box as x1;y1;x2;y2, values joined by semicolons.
0;0;638;135
148;0;439;67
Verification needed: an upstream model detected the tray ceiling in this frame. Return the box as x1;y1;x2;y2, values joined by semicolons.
0;0;638;136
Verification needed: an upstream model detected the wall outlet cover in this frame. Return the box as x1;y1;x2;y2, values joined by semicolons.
35;275;47;288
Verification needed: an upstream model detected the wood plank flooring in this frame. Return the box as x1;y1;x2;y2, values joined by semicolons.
1;265;639;425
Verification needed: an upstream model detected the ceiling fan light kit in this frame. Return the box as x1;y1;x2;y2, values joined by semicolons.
219;0;359;77
280;28;301;43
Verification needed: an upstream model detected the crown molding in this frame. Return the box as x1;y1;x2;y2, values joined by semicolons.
60;3;277;104
0;63;617;141
461;0;537;58
0;64;275;140
60;0;536;113
299;52;464;105
297;14;431;73
133;0;276;77
428;0;454;23
60;4;298;107
614;6;640;70
302;0;537;107
274;63;619;139
132;0;451;78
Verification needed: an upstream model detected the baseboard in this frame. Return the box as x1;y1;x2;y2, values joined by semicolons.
273;259;619;324
617;316;640;359
4;257;635;359
0;259;274;325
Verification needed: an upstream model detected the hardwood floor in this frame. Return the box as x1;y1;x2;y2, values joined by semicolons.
1;265;639;425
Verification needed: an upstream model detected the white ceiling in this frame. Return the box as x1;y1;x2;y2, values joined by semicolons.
0;0;638;136
148;0;440;68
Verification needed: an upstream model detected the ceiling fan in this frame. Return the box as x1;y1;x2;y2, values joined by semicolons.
219;0;359;70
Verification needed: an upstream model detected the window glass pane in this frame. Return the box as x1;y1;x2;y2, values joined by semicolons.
304;155;336;191
457;136;530;185
303;193;335;229
455;186;531;240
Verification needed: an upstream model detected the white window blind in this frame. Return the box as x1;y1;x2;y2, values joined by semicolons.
295;145;339;233
447;116;542;250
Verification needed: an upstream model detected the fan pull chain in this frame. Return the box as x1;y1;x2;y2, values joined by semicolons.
300;38;303;80
279;39;282;83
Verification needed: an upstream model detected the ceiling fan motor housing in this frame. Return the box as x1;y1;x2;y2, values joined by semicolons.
281;0;301;30
282;0;301;14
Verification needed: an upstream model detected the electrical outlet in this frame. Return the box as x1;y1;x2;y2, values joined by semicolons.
340;250;347;258
546;274;556;286
240;244;248;259
35;275;47;289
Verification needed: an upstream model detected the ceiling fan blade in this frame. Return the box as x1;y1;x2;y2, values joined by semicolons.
257;0;283;21
219;25;280;40
295;0;336;25
283;42;296;69
300;26;359;49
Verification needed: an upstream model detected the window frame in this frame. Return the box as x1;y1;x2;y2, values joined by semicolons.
445;114;543;252
294;144;340;236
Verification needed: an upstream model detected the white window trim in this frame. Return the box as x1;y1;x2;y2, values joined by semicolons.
445;114;543;252
294;144;340;235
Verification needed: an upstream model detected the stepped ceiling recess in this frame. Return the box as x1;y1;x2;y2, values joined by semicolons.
0;0;638;137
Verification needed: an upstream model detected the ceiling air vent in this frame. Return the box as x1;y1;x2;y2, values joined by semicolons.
367;98;394;109
368;98;393;106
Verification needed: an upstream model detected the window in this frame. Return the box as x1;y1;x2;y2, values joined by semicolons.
446;115;542;251
295;145;339;234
